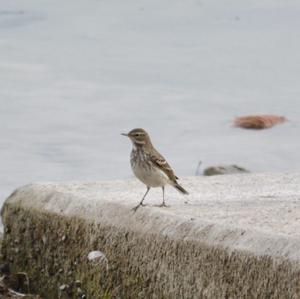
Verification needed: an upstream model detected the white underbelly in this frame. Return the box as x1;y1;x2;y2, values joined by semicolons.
132;163;169;187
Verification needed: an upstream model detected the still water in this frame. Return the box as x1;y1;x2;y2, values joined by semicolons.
1;0;300;207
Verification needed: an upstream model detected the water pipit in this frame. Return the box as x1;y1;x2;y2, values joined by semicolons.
122;128;188;212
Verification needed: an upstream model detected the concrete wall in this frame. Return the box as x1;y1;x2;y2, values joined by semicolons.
1;173;300;298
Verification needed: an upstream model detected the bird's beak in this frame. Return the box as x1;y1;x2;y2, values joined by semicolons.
121;133;128;137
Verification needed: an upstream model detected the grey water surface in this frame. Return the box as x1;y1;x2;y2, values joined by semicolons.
1;0;300;208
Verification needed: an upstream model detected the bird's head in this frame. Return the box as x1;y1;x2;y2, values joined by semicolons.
121;128;151;147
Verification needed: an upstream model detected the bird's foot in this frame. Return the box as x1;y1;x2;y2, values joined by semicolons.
158;202;169;208
131;203;147;212
131;205;140;212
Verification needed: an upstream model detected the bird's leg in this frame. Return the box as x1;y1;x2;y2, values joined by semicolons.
159;186;168;207
132;187;150;212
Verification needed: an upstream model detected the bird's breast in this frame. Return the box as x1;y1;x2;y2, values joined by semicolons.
130;149;168;187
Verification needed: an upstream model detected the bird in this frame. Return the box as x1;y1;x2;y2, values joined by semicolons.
121;128;189;212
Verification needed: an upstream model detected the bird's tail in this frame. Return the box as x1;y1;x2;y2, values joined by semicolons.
173;183;189;195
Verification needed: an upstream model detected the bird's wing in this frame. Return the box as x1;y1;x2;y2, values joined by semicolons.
149;149;178;182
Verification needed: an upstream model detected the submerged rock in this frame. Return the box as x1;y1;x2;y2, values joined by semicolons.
203;165;250;176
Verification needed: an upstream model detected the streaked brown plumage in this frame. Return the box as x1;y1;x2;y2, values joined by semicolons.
122;128;188;211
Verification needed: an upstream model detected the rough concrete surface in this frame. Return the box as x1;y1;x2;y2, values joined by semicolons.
1;173;300;298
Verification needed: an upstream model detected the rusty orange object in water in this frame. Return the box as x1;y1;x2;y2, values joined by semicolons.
234;115;286;129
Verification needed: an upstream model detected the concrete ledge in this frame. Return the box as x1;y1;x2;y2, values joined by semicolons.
1;173;300;298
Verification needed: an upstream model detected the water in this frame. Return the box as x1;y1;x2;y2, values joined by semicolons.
1;0;300;207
